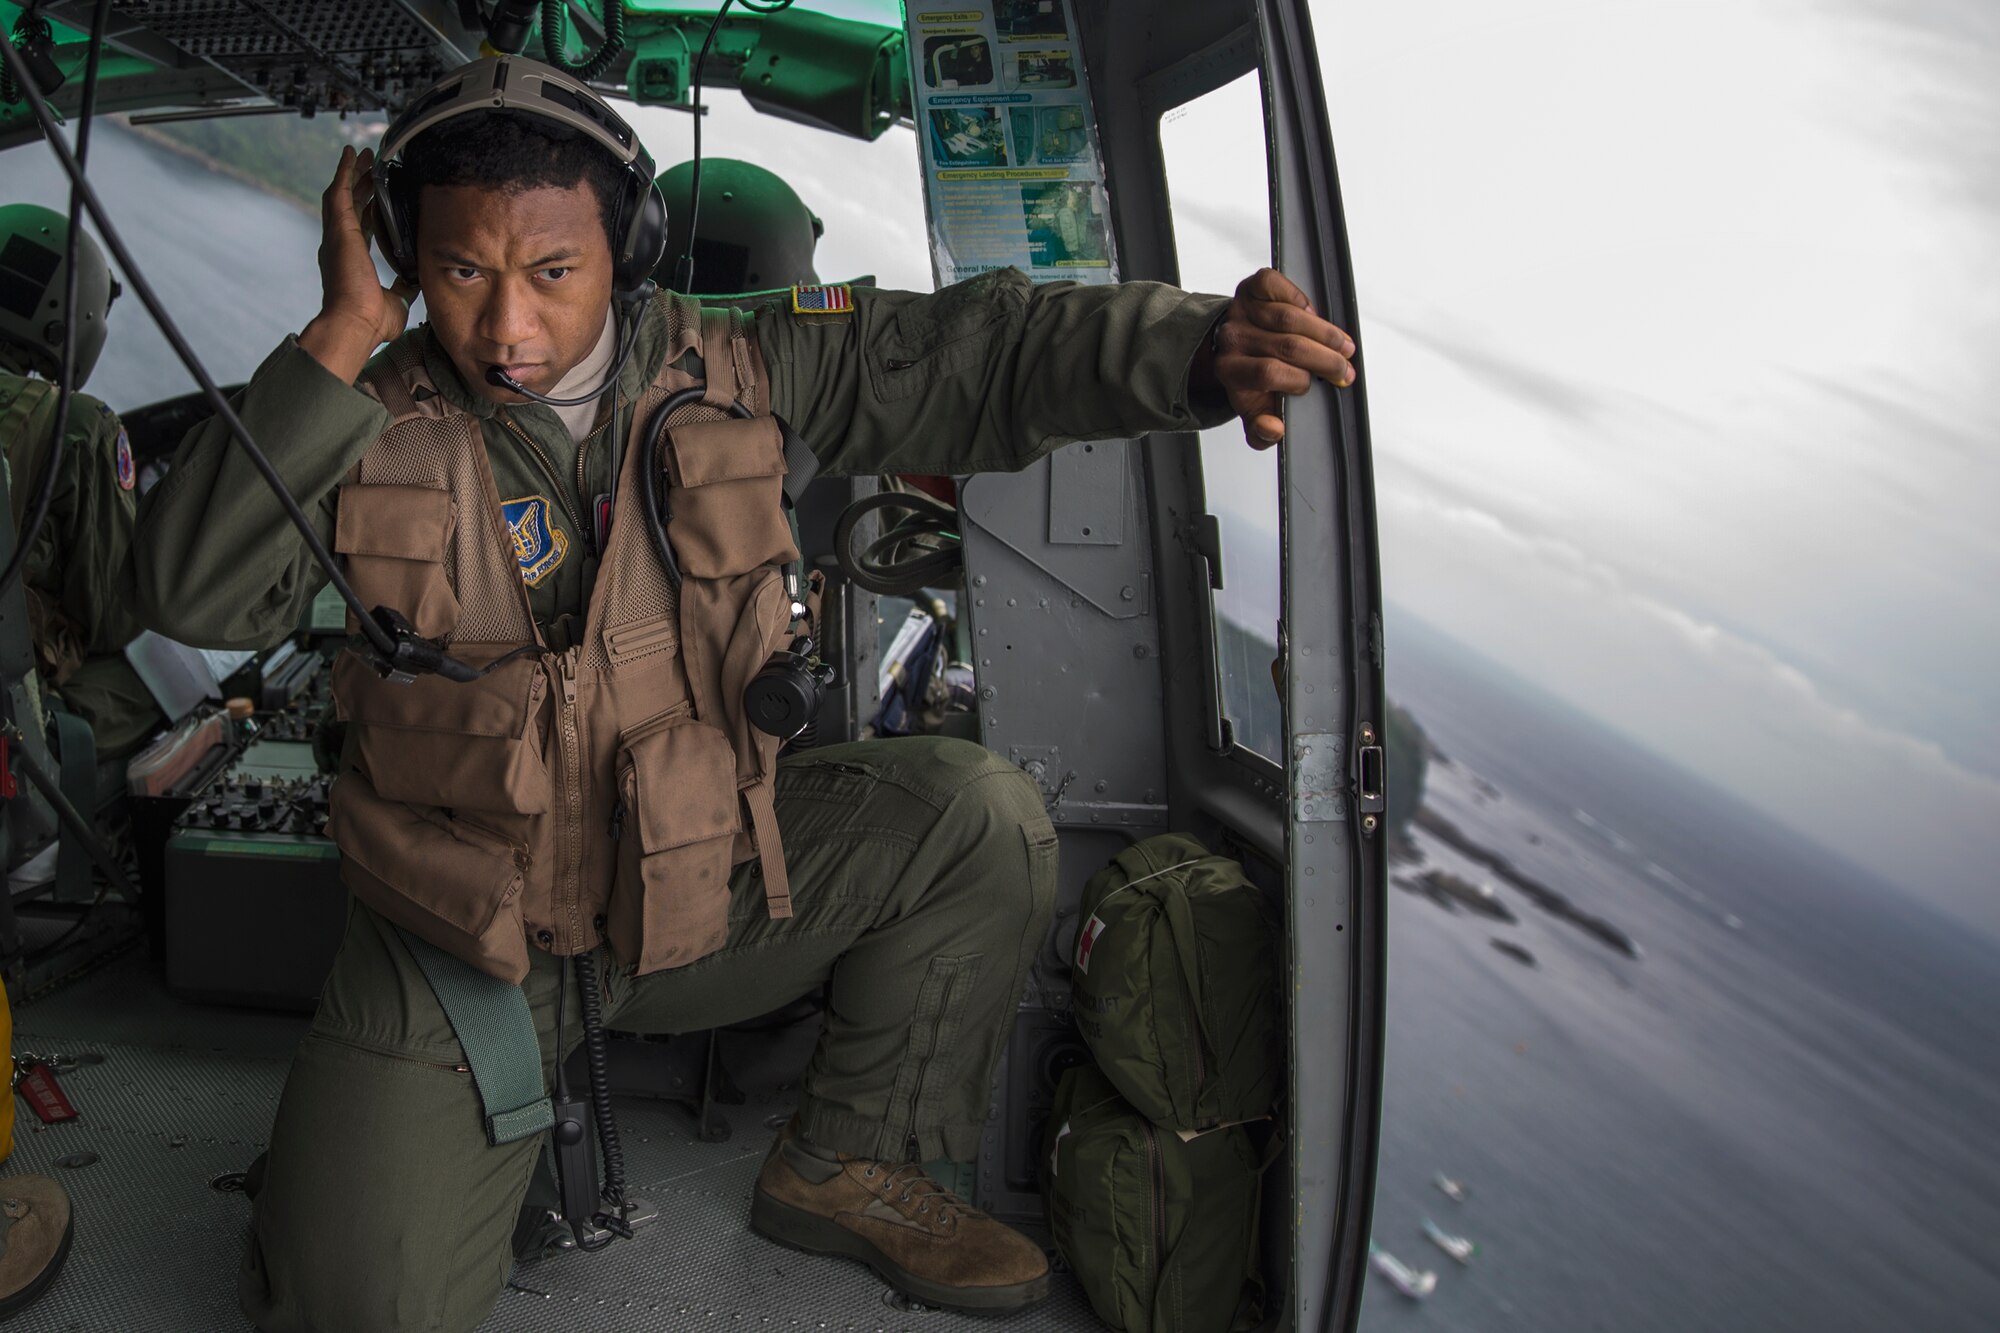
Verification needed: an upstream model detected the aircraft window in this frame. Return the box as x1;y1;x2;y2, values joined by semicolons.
1160;72;1282;759
628;92;935;294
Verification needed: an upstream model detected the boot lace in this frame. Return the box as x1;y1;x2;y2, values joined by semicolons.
876;1161;963;1225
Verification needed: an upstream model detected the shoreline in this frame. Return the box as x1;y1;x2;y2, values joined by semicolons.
110;116;318;217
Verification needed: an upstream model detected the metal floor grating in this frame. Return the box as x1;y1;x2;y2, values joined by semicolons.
8;952;1103;1332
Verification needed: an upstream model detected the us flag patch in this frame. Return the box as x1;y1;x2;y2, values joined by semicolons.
790;283;853;315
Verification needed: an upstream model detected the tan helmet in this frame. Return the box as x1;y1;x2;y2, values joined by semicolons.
0;203;119;389
654;159;822;295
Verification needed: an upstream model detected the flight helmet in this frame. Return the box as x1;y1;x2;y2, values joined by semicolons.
0;203;120;389
654;159;823;295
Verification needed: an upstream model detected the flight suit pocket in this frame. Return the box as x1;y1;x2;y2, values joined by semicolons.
327;775;530;983
333;646;551;815
334;483;459;639
606;718;742;975
865;269;1025;403
664;416;798;578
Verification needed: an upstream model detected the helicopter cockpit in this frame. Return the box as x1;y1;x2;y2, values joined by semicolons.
0;3;1382;1329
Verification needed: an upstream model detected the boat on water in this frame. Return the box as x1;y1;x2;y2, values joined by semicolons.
1434;1172;1468;1202
1369;1242;1439;1299
1423;1217;1477;1265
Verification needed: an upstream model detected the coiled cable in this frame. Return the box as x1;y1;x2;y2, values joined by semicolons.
572;949;633;1246
541;0;626;82
831;483;963;597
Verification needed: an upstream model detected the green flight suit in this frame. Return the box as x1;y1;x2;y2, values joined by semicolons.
0;353;162;762
130;269;1231;1333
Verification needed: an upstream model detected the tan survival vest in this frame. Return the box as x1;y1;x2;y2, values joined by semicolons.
325;298;799;983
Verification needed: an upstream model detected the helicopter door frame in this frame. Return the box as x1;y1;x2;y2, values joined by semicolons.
1258;1;1388;1327
1079;0;1386;1325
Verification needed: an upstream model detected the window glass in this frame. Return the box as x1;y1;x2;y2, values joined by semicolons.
631;93;936;295
1159;72;1282;759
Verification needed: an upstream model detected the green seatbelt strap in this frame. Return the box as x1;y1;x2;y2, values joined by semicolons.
396;927;555;1146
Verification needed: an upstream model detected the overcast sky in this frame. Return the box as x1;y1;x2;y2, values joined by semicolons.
1311;0;2000;937
652;1;2000;937
21;0;1984;938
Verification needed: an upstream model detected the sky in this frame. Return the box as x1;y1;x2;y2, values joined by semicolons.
1309;0;2000;937
17;0;1986;938
648;2;1992;932
633;0;2000;937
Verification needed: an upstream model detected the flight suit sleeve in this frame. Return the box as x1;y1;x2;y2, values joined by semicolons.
55;400;146;656
755;269;1234;479
129;336;389;650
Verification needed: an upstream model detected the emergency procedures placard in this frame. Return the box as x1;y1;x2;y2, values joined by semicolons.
905;1;1118;287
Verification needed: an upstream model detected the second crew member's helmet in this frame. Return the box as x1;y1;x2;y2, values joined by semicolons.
0;203;120;389
654;159;823;295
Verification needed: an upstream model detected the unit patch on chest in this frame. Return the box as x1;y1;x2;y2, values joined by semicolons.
114;427;135;491
501;494;569;587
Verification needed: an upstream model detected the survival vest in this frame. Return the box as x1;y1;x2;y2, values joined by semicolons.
325;296;799;983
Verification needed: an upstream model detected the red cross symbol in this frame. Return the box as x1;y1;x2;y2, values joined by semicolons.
1076;915;1103;974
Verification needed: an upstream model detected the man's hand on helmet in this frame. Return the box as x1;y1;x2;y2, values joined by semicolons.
300;146;418;381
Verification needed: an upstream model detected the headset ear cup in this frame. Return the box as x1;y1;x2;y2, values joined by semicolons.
617;177;668;296
375;160;419;283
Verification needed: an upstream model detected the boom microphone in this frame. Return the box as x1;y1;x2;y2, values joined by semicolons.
482;283;652;406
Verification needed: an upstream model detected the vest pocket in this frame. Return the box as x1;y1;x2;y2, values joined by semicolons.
334;483;459;639
334;646;552;815
605;717;742;974
664;416;799;578
327;773;531;983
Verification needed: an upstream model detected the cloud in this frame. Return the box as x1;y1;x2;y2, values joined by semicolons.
1381;484;2000;938
1377;317;1612;426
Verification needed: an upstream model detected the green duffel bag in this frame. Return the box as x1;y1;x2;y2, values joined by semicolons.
1042;1063;1269;1333
1072;833;1280;1132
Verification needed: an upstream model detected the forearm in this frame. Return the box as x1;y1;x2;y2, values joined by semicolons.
130;336;387;649
762;270;1234;479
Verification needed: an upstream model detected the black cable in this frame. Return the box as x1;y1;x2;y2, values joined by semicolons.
0;35;531;684
572;949;633;1242
670;0;794;292
0;0;110;604
672;0;733;293
541;0;626;83
640;388;752;589
832;486;963;597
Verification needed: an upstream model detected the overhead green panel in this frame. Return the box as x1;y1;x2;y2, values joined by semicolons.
621;1;906;24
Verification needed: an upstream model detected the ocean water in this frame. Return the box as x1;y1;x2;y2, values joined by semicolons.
1361;612;2000;1332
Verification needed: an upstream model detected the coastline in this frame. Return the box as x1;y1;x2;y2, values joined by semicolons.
111;116;318;216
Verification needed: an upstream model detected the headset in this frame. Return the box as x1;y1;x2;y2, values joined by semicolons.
373;57;668;406
375;55;666;298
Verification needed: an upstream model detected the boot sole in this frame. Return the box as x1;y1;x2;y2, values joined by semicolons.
751;1190;1051;1313
0;1208;74;1322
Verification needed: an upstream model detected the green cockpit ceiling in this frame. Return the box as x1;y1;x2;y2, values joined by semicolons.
0;2;914;147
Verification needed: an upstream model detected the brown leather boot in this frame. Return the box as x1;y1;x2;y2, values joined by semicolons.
751;1133;1051;1311
0;1174;74;1321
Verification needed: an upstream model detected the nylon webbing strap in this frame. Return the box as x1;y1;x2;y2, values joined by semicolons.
396;927;554;1146
777;415;820;505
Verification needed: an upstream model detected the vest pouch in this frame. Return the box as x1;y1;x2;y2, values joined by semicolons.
1041;1063;1269;1333
1073;833;1281;1133
333;646;551;816
607;714;741;974
327;773;531;983
334;483;460;639
664;416;799;578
